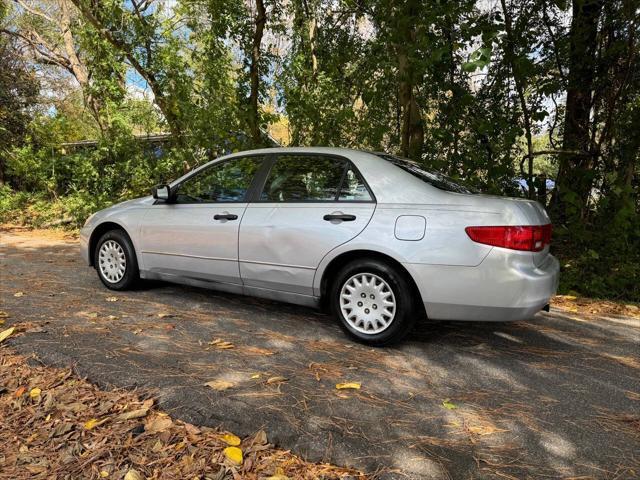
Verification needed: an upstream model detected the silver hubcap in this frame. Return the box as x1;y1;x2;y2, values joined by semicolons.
98;240;126;283
340;273;396;335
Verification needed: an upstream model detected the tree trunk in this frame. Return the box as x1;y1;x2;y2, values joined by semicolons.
396;2;423;160
249;0;266;145
551;0;604;222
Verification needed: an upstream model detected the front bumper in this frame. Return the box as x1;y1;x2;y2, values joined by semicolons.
405;249;560;322
79;225;91;265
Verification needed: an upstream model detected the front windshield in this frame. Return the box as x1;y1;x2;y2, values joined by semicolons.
374;153;476;194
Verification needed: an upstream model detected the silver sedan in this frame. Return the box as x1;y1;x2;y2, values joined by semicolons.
80;147;559;345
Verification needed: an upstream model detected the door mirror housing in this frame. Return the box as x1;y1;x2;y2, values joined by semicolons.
152;184;171;202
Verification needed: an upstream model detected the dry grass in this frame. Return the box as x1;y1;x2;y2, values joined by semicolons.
553;295;640;319
0;347;365;480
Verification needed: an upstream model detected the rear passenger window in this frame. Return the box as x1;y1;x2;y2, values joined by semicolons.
339;166;372;201
259;154;374;202
260;155;345;202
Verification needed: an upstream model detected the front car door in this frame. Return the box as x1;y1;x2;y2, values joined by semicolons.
239;153;376;299
138;155;264;287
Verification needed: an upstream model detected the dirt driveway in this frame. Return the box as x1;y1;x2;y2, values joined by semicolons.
1;226;639;479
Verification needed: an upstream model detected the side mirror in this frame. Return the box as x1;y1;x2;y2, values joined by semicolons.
152;184;171;201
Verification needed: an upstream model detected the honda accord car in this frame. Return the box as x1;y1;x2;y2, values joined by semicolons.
80;147;559;345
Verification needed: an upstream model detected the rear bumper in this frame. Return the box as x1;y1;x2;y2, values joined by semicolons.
404;250;559;322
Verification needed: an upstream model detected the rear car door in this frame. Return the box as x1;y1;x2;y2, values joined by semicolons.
239;153;375;296
138;156;264;285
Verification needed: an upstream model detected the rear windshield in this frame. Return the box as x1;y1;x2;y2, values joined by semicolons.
375;153;476;194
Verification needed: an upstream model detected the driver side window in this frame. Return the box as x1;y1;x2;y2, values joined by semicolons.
175;157;263;203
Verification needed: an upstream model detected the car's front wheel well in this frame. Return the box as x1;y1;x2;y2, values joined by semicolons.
319;250;425;315
88;222;131;266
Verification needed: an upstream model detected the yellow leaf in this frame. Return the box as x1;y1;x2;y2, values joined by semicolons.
84;418;108;430
250;374;261;379
0;327;15;343
204;380;234;391
266;376;288;385
336;382;361;390
14;292;25;297
223;446;243;465
29;388;41;399
221;433;241;446
105;297;118;302
124;469;143;480
0;311;9;318
0;320;5;326
99;471;110;478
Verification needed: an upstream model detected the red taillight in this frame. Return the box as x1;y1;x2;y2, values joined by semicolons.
465;224;552;252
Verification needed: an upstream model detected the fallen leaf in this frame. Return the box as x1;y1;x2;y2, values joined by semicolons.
99;471;109;478
208;338;235;349
124;469;143;480
157;313;174;318
0;320;4;326
0;327;15;343
105;297;118;302
336;382;361;390
253;429;268;445
250;374;261;379
267;468;290;480
29;388;42;399
15;386;26;397
221;433;241;446
84;418;108;430
223;446;243;465
442;399;457;410
14;292;25;297
205;380;234;391
145;415;173;434
116;408;149;422
51;422;73;437
266;376;288;385
87;312;99;319
0;311;8;318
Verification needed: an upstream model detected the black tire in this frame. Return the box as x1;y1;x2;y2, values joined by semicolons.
94;229;139;290
329;258;417;346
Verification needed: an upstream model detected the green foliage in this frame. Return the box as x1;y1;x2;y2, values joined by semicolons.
0;0;638;301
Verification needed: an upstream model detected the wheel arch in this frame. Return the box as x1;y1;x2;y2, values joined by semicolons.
88;221;133;266
319;249;425;315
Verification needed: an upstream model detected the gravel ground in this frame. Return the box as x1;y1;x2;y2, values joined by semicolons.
1;226;639;479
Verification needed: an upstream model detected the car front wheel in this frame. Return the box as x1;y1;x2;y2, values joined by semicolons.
330;259;416;346
94;229;139;290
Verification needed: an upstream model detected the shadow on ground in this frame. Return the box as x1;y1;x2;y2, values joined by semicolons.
1;227;639;479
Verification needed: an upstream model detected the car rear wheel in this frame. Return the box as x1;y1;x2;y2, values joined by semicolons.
94;229;139;290
330;259;416;346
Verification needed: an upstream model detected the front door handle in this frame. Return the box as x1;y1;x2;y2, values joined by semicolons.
323;213;356;222
214;213;238;221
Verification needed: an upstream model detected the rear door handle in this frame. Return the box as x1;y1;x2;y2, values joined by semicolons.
214;213;238;221
323;213;356;222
